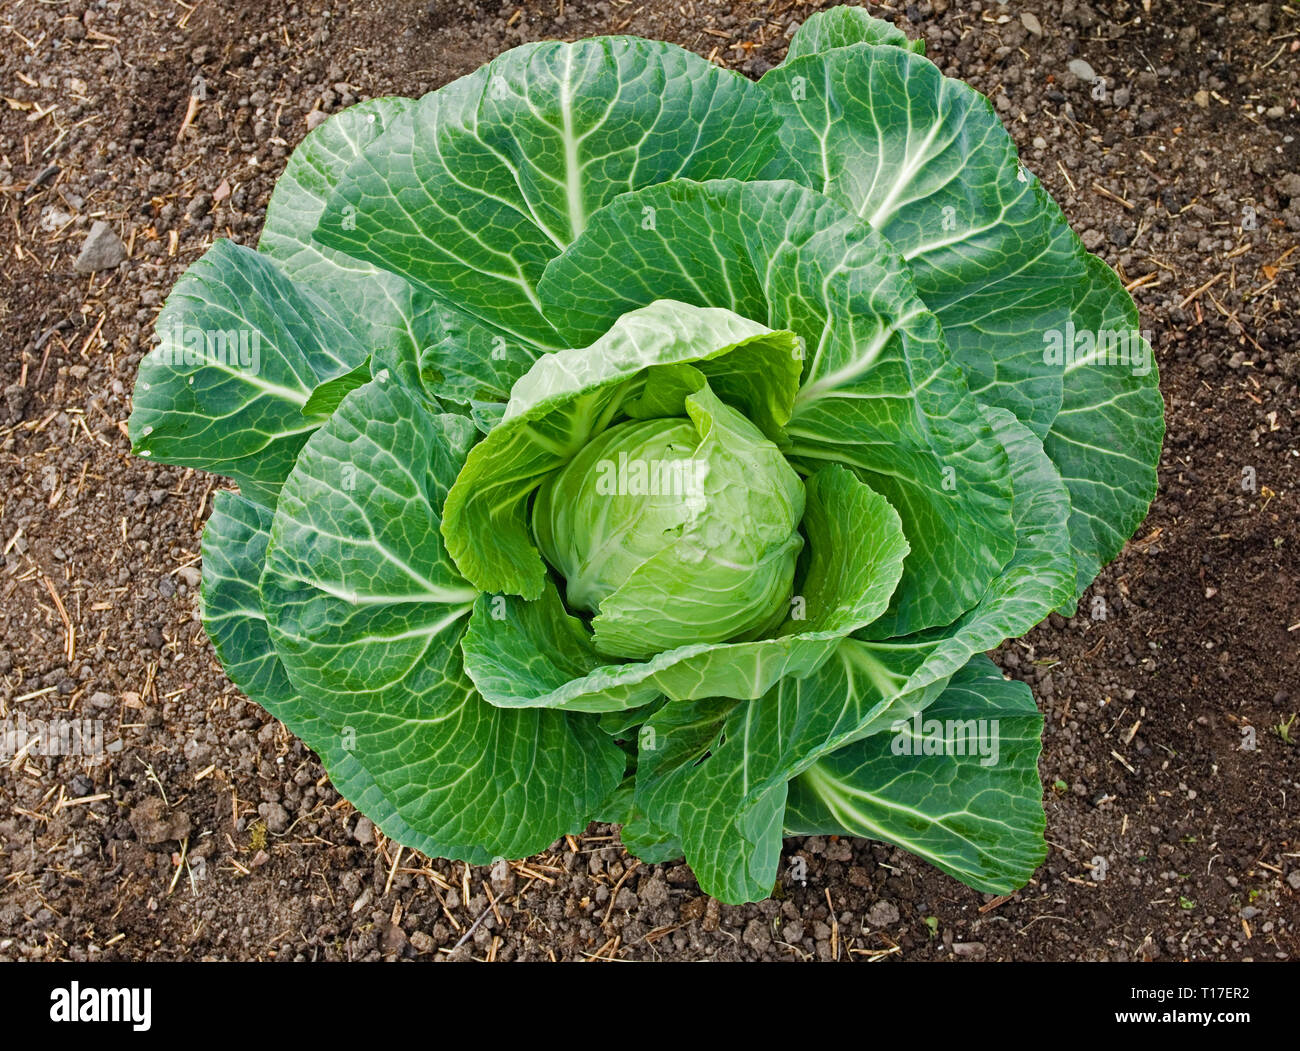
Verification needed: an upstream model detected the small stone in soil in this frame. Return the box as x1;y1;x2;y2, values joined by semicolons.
867;900;900;926
74;221;127;274
352;816;375;845
1067;58;1097;83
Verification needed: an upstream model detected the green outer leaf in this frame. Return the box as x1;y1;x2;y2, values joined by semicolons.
441;300;800;599
128;239;368;507
419;311;538;410
619;821;685;865
461;462;909;711
200;491;295;710
199;490;454;858
784;654;1046;894
627;403;1075;901
758;40;1162;601
1045;254;1164;607
762;44;1082;438
257;96;455;393
314;38;787;349
260;376;622;861
540;177;1015;636
855;404;1076;691
628;638;951;902
786;465;910;633
590;774;636;827
784;6;925;60
463;580;656;713
301;356;373;420
599;699;666;740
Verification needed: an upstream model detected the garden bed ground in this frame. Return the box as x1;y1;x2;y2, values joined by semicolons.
1;0;1297;961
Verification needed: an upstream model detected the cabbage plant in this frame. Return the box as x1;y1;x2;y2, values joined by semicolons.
129;7;1163;903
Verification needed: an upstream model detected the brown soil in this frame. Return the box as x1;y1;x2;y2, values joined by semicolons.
1;0;1297;962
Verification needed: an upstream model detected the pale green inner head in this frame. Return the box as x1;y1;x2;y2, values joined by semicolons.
532;387;805;660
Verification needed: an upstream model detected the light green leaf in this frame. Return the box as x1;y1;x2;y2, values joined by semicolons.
785;654;1046;894
784;6;925;61
1045;254;1164;607
199;489;457;858
540;177;1015;635
785;463;910;637
504;302;802;435
314;38;786;349
761;44;1082;438
260;375;623;861
631;637;949;903
257;97;454;393
200;491;297;710
462;579;660;714
854;405;1076;693
301;356;373;420
758;41;1162;599
128;239;368;506
418;309;539;410
441;300;800;599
